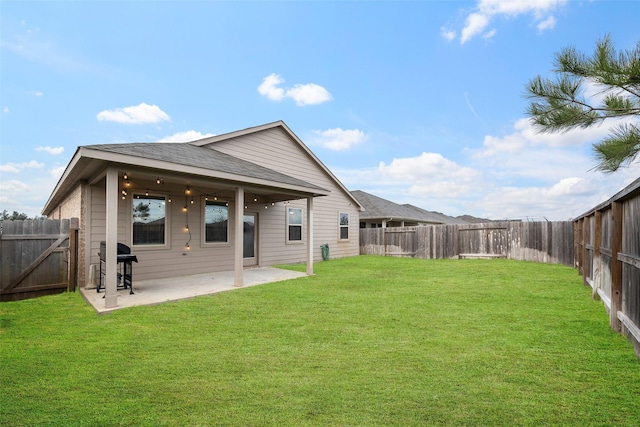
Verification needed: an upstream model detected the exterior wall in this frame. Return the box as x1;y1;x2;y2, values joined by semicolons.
47;183;88;287
88;180;241;283
203;126;360;263
82;125;360;285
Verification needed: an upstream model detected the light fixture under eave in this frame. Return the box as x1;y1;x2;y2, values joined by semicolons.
185;186;191;195
123;173;128;180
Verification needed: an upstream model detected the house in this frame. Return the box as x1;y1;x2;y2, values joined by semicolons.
351;190;467;228
43;121;363;308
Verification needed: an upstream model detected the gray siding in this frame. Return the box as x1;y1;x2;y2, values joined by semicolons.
202;127;360;263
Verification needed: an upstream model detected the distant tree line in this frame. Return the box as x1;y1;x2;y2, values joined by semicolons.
0;210;46;221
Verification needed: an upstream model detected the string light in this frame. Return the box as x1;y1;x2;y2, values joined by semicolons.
123;173;128;180
185;186;191;195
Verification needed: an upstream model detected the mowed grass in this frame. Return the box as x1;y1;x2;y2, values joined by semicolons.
1;256;639;426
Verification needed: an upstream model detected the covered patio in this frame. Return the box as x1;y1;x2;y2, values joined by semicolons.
81;266;307;313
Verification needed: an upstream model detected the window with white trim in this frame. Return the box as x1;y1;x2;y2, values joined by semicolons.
132;195;167;245
339;212;349;240
287;207;303;242
204;201;228;243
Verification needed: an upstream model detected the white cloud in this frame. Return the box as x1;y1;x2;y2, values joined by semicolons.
35;146;64;155
461;13;490;44
257;73;285;101
440;27;456;41
0;160;44;173
454;0;567;43
378;152;483;198
537;15;556;31
0;164;20;173
50;166;66;179
286;83;333;106
258;73;332;106
158;130;215;143
312;128;366;151
96;102;170;124
335;111;637;220
29;90;43;96
2;106;9;113
0;179;30;198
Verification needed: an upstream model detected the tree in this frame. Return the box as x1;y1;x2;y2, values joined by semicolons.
133;202;151;222
525;34;640;173
1;210;30;220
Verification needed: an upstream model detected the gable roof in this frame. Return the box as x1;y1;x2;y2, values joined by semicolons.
351;190;467;225
43;140;329;215
189;120;364;211
87;143;326;191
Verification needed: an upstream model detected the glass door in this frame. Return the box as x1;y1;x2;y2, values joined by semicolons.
243;213;257;266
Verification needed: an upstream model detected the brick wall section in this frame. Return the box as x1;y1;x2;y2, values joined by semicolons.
48;183;87;287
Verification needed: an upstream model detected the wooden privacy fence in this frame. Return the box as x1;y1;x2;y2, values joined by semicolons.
360;221;574;266
1;218;79;302
575;177;640;356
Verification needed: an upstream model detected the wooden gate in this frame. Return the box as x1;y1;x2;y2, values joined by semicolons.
384;228;417;257
458;226;508;259
1;218;79;302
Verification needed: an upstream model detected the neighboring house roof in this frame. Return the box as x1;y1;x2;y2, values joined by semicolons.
402;204;469;225
351;190;467;225
190;120;364;211
43;138;329;215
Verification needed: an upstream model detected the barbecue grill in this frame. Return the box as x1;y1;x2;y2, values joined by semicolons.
98;241;138;294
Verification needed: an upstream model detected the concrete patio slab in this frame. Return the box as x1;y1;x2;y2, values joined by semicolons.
81;267;307;314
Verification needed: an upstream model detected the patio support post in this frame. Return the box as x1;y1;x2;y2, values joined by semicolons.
234;186;244;287
104;168;119;308
306;196;314;275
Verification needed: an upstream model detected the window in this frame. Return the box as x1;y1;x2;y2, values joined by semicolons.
204;201;228;243
287;207;302;242
132;195;166;245
339;212;349;240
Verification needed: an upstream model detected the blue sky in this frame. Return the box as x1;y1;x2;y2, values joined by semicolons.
1;0;639;220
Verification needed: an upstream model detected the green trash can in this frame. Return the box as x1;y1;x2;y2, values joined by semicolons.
321;244;330;261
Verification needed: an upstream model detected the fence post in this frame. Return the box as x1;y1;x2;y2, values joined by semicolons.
68;217;79;292
610;201;623;332
593;210;602;299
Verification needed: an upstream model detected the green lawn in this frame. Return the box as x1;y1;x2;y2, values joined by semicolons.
1;256;639;426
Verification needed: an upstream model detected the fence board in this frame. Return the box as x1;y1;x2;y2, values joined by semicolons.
360;221;574;265
1;218;79;302
574;177;640;357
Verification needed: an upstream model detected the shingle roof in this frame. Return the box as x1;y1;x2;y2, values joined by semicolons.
351;190;467;225
402;204;469;225
86;143;326;191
